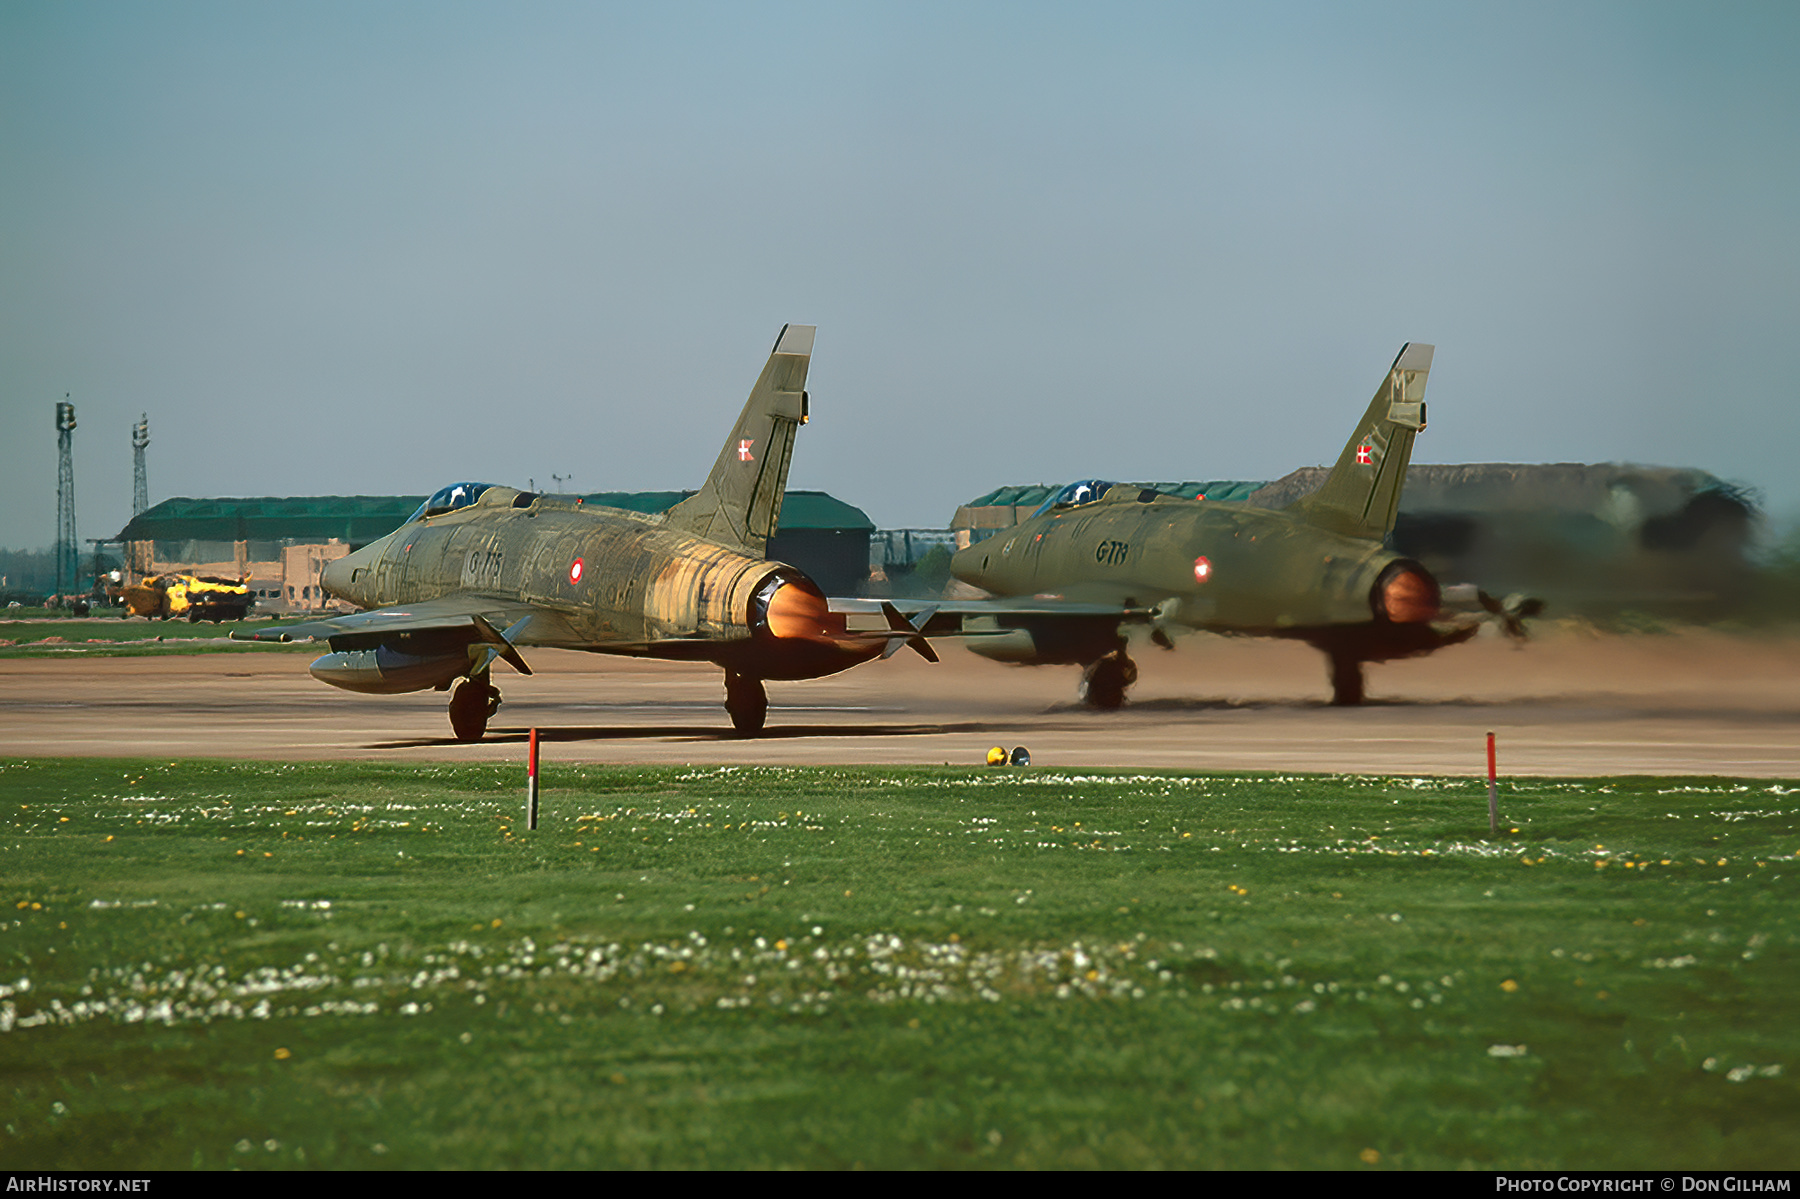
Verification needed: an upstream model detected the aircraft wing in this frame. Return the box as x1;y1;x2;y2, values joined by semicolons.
829;595;1152;638
230;594;581;647
830;597;1146;619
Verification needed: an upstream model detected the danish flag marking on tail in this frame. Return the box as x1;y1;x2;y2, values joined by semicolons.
1356;443;1374;466
738;439;755;462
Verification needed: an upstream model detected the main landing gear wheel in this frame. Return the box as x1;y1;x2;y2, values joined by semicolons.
1080;652;1138;711
1327;651;1366;706
724;671;767;736
448;677;500;742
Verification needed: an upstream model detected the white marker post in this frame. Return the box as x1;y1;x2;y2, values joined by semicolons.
1486;731;1498;834
527;727;540;831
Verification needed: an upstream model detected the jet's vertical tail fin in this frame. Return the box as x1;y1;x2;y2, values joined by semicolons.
663;324;814;555
1291;343;1433;540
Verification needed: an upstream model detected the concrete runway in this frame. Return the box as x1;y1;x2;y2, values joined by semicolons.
1;628;1796;776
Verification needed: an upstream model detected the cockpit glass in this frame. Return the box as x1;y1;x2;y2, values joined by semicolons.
407;481;495;524
1031;479;1120;519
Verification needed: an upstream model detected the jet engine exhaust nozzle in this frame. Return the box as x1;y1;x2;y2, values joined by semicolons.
762;576;850;643
1376;562;1441;624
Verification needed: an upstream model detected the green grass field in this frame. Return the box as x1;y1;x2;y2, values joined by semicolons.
2;759;1795;1169
0;618;309;658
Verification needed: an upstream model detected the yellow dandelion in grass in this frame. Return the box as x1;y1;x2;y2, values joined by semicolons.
1501;979;1519;993
273;1047;292;1060
1360;1148;1381;1165
1085;969;1099;982
775;939;788;951
490;918;503;929
669;960;686;973
104;835;113;842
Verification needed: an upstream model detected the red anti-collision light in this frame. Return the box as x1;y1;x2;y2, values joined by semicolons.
569;558;584;585
1193;555;1213;583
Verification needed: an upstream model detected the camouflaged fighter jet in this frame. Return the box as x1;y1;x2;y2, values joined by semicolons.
233;325;934;740
839;344;1535;708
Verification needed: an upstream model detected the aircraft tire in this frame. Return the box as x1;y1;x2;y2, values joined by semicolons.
1081;653;1137;711
448;678;494;742
724;671;767;736
1328;652;1365;706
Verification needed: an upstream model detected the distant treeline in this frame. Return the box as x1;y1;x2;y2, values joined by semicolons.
0;547;57;599
0;546;124;603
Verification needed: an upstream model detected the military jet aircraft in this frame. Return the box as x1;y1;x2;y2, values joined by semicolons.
233;325;933;740
840;343;1533;707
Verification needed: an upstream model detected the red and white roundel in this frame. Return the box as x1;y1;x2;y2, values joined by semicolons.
568;558;585;585
1193;555;1213;583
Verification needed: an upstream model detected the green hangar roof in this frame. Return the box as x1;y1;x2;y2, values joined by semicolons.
578;490;873;531
116;496;422;544
117;490;873;544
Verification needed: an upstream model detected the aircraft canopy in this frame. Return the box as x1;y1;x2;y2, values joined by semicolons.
1031;479;1121;519
408;482;496;524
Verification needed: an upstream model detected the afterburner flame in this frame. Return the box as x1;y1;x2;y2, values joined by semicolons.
765;581;849;642
1380;567;1439;623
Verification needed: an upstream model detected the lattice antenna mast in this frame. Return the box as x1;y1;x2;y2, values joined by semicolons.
54;398;77;602
132;414;150;517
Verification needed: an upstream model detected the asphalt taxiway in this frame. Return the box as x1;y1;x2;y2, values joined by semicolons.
2;627;1796;777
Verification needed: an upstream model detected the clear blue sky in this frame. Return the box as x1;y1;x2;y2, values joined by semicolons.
3;0;1796;549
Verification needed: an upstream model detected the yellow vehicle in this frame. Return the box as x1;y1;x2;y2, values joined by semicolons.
121;573;253;622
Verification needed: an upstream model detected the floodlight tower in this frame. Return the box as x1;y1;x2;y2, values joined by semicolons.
132;414;150;516
54;397;78;602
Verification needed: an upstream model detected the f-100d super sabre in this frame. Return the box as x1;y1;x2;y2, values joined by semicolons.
840;344;1535;708
234;325;933;740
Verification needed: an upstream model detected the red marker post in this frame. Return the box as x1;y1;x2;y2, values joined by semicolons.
527;727;540;831
1486;731;1498;834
